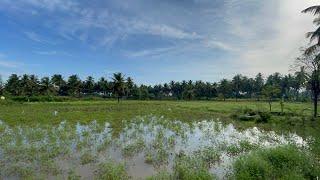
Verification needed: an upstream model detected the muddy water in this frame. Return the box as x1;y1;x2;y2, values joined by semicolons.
0;116;309;179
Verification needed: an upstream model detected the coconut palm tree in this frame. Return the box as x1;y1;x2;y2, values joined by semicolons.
302;5;320;55
302;5;320;117
112;73;125;103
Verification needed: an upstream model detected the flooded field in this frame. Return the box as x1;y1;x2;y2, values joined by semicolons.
0;115;311;179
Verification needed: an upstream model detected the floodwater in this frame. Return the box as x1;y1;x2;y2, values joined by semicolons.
0;116;310;179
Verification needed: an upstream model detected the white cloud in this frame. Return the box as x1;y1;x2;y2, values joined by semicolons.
222;0;319;76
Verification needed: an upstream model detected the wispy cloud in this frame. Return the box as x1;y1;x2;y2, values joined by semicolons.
125;47;176;58
23;31;54;45
0;60;21;68
33;51;57;55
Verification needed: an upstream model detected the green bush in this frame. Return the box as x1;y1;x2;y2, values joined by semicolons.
256;112;271;123
233;145;319;179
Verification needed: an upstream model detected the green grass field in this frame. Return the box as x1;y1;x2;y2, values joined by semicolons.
0;100;315;134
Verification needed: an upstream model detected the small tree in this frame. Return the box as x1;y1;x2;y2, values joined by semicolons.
262;85;281;112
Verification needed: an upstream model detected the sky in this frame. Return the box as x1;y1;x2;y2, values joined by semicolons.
0;0;318;84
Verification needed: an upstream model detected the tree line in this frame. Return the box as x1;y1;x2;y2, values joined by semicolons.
0;71;309;102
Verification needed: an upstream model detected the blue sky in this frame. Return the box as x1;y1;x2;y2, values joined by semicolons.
0;0;317;84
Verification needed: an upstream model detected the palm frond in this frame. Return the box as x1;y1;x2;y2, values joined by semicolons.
302;5;320;15
304;44;320;55
306;26;320;43
313;17;320;25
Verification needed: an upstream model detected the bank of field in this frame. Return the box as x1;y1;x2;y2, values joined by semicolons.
0;100;319;179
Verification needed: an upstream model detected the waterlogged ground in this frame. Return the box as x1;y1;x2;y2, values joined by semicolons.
0;115;310;179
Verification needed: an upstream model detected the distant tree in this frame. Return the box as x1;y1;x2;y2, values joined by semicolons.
40;77;54;96
20;74;32;97
112;73;125;102
292;67;308;100
182;89;195;100
218;79;231;101
139;85;149;100
51;74;67;95
5;74;20;96
262;85;281;112
83;76;95;95
126;77;134;98
232;74;243;101
97;77;109;96
67;75;82;97
29;75;40;96
254;73;264;100
163;83;171;97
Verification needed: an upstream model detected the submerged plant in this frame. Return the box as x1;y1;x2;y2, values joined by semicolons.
80;151;97;165
95;161;129;180
173;155;216;180
122;138;145;157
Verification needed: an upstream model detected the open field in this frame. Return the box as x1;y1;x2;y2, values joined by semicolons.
0;100;319;179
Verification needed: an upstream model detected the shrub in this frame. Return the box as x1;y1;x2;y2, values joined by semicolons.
233;145;319;179
256;112;271;123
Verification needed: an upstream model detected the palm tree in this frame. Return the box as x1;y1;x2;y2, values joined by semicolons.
40;77;54;96
112;73;125;103
67;75;82;97
302;5;320;117
302;5;320;55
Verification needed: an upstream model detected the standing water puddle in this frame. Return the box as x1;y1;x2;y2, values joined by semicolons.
0;116;309;179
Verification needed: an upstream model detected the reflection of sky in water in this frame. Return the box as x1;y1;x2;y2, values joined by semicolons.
0;117;310;179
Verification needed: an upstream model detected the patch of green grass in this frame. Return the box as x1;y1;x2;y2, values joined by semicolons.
95;161;129;180
173;155;216;180
233;145;320;179
122;138;145;157
80;151;96;165
146;170;173;180
195;147;221;167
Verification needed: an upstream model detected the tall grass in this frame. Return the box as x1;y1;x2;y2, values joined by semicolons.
233;145;319;179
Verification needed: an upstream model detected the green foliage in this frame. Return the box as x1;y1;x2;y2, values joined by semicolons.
233;145;320;179
256;112;271;123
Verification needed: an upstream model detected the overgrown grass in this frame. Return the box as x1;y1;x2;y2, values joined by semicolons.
233;145;320;179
